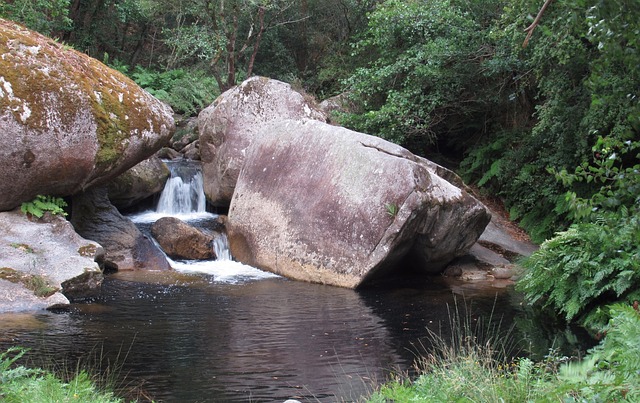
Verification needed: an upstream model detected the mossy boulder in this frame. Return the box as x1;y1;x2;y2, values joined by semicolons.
0;19;174;211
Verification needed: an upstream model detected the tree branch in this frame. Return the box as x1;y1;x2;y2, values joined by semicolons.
523;0;554;48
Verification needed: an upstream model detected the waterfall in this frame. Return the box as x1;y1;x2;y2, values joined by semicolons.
156;161;207;215
213;233;232;261
128;160;277;283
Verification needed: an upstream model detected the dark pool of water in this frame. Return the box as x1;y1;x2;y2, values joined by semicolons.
0;273;585;402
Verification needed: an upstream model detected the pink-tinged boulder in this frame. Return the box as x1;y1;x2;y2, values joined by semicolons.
198;76;326;206
0;19;174;211
227;119;491;288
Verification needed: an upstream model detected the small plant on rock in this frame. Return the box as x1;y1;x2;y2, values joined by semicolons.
385;203;399;217
20;195;67;218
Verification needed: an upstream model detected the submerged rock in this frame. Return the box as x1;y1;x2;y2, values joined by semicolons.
151;217;215;260
71;187;171;271
199;76;326;206
0;19;174;211
227;119;490;288
0;209;103;312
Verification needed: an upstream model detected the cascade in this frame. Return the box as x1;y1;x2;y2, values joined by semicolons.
213;233;232;261
156;160;207;215
129;159;275;282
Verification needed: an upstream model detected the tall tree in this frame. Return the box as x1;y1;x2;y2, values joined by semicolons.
151;0;301;91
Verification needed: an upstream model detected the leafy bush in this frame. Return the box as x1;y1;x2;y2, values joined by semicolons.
518;134;640;330
130;66;219;116
549;303;640;401
460;0;640;241
341;0;512;152
0;0;72;35
20;195;67;218
518;213;640;331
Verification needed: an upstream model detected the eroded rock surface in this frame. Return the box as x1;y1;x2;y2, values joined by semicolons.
0;209;103;312
227;119;490;288
0;19;174;211
199;76;326;206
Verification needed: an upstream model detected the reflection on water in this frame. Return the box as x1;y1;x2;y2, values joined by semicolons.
0;272;543;402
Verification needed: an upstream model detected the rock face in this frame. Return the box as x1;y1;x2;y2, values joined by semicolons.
151;217;215;260
199;76;326;206
227;119;490;288
71;187;171;271
107;155;170;209
0;209;104;312
0;19;174;211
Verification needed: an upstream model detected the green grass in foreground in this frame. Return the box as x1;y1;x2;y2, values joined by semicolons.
368;303;640;403
0;347;123;403
368;303;640;402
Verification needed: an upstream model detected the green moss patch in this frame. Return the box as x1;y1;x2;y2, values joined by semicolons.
77;244;98;257
0;18;170;171
10;243;34;253
0;267;58;297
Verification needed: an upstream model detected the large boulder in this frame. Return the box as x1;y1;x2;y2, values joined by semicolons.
107;155;170;209
0;19;174;211
0;209;104;312
227;119;490;288
199;76;326;206
151;217;215;260
71;187;171;271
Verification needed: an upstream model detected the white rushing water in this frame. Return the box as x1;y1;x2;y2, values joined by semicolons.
129;160;278;284
156;161;208;215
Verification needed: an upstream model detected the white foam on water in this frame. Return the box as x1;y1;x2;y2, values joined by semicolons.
128;210;217;224
170;258;280;284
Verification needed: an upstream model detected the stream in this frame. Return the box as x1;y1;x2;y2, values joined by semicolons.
0;161;586;402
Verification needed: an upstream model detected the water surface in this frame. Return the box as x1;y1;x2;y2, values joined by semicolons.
0;272;524;402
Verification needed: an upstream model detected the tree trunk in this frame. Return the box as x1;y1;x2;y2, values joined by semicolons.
246;6;266;78
225;10;239;90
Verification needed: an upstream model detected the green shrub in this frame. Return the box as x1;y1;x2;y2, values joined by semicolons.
518;213;640;331
20;195;67;218
548;303;640;401
0;0;72;35
518;136;640;330
341;0;512;152
130;66;219;116
368;302;640;402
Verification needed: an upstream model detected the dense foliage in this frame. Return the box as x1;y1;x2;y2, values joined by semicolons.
342;0;515;154
0;0;71;35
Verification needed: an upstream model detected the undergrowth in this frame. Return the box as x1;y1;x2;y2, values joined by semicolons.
0;347;122;402
368;302;640;402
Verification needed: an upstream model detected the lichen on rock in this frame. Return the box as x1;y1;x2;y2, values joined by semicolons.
0;18;175;211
